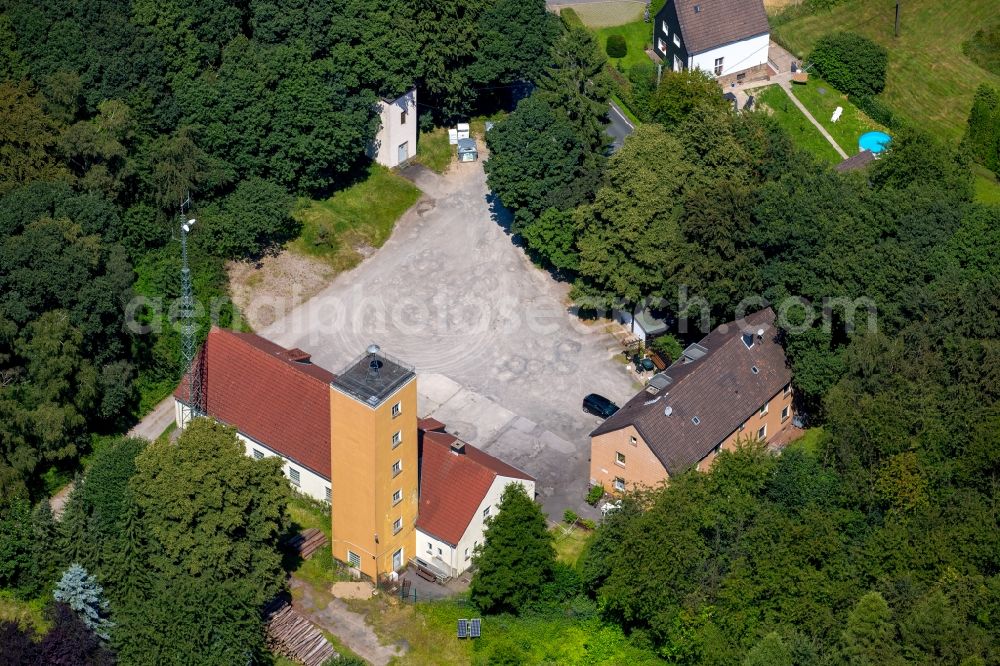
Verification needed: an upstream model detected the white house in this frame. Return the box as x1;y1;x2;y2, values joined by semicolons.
414;421;536;578
368;87;418;168
173;327;334;504
652;0;771;86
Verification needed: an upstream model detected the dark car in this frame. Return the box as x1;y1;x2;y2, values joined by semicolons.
583;393;619;418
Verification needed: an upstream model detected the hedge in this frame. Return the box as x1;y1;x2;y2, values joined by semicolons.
810;31;888;98
559;7;584;30
606;34;627;58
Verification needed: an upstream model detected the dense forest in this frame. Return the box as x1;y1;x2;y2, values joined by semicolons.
0;0;560;500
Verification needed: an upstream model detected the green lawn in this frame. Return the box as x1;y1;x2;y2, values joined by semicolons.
772;0;1000;143
789;76;887;155
593;19;653;71
363;597;664;665
787;427;825;455
290;165;420;270
285;495;353;589
757;85;842;164
553;525;592;568
973;164;1000;205
415;127;453;174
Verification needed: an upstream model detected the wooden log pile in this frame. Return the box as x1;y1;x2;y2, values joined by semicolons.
285;528;328;560
264;598;337;666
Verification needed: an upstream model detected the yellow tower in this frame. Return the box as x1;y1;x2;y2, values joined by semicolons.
330;345;418;580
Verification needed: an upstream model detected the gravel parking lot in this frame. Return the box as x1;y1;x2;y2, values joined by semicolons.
262;156;635;518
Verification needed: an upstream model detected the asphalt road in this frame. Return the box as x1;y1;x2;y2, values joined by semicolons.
606;100;636;153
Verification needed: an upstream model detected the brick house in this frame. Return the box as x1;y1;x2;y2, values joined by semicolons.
589;308;794;493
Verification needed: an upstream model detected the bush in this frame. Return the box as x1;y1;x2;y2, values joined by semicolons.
586;485;605;505
850;93;904;131
606;35;627;59
559;7;584;30
963;84;1000;175
580;518;596;530
563;509;579;524
810;31;888;97
650;334;683;364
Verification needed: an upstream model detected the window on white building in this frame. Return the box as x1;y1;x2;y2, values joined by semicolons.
252;449;264;460
289;468;300;487
714;57;724;76
483;506;490;518
400;110;407;125
465;548;470;560
347;551;361;568
427;542;433;552
393;517;402;534
324;486;331;503
437;547;442;556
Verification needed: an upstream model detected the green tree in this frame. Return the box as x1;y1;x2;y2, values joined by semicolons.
841;592;902;666
470;0;559;86
810;32;888;97
606;34;627;58
649;69;730;127
537;25;612;150
470;483;555;614
484;93;601;232
574;125;695;311
963;84;999;175
0;80;67;195
200;177;297;259
129;418;289;607
743;631;793;666
0;496;34;593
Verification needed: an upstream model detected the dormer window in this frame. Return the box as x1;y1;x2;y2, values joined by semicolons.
742;333;754;349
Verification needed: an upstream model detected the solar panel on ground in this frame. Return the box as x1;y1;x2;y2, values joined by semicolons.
457;619;468;638
470;618;481;638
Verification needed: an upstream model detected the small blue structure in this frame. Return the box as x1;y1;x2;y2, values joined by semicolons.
858;131;891;154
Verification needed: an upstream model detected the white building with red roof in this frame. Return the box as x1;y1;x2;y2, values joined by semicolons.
174;327;335;503
175;328;535;577
414;420;535;578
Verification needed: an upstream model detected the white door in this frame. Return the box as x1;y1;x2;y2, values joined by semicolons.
392;548;403;570
397;142;408;164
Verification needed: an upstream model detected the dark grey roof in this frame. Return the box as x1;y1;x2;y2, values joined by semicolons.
834;150;876;173
331;347;414;407
591;308;791;475
674;0;770;55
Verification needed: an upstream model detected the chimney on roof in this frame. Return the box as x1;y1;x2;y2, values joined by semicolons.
450;439;466;455
284;348;311;363
757;328;765;341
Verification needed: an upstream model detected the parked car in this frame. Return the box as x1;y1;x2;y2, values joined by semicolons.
583;393;619;418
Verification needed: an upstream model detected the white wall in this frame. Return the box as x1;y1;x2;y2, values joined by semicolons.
368;88;418;168
417;476;535;577
173;399;331;504
690;33;769;78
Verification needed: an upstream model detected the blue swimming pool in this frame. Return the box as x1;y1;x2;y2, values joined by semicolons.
859;131;892;154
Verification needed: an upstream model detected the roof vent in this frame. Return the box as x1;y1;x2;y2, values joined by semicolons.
283;348;311;363
450;439;466;455
692;416;701;425
751;365;760;374
694;4;701;12
664;405;673;416
757;328;765;340
646;373;673;394
742;333;754;349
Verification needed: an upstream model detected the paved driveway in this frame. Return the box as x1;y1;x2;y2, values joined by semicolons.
261;156;635;518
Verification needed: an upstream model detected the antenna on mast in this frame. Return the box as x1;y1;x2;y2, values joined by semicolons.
179;193;200;425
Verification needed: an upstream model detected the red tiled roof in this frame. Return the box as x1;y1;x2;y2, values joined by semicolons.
175;327;334;478
416;429;534;546
417;417;446;433
591;308;791;474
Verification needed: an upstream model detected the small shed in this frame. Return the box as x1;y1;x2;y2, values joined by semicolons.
457;138;478;162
